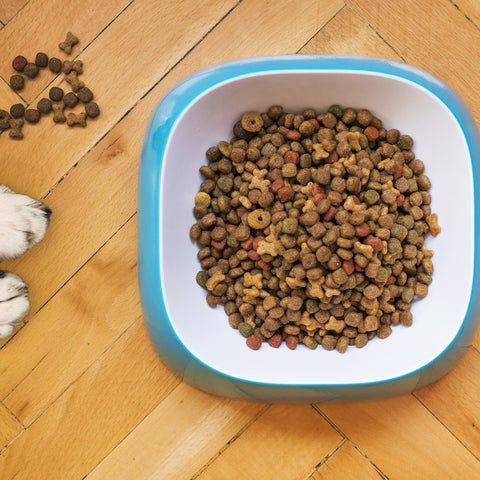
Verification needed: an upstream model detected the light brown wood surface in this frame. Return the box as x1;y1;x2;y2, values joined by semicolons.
0;1;479;478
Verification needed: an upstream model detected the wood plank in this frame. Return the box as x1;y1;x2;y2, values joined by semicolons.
0;77;24;113
474;325;480;351
454;0;480;29
345;0;480;124
0;217;142;425
414;347;480;459
300;5;402;61
0;0;238;198
86;384;264;480
0;319;179;480
0;402;23;450
1;0;344;319
196;405;342;480
318;394;480;479
0;0;132;103
0;0;27;24
309;441;387;480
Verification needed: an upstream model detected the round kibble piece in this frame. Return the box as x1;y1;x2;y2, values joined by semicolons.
63;92;79;108
0;110;11;130
49;87;64;102
35;52;48;68
12;55;27;72
48;57;63;73
10;74;24;91
24;108;41;124
23;62;39;78
77;87;93;103
10;103;25;118
84;102;100;119
241;112;263;132
37;98;53;114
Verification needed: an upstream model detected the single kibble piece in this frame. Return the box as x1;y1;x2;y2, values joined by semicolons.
0;110;11;130
66;111;87;127
65;71;84;92
10;74;25;91
24;109;41;124
241;112;263;132
23;62;39;78
10;103;25;118
77;87;93;103
49;86;64;102
48;57;63;73
52;103;66;123
85;102;100;118
63;92;79;108
63;59;83;74
12;55;28;72
35;52;48;68
59;32;79;54
37;98;53;114
9;118;24;139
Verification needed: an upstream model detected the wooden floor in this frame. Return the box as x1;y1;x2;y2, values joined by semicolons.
1;1;480;478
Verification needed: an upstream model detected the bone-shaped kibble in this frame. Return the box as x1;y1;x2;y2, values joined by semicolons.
52;103;66;123
66;112;87;127
63;59;83;74
59;32;79;54
8;118;24;139
65;71;85;92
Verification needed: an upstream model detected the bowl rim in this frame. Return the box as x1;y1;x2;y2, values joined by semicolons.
138;55;480;402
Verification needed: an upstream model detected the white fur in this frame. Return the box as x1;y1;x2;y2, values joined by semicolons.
0;184;50;338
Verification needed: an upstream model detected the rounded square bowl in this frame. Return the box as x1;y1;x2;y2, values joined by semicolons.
138;55;480;402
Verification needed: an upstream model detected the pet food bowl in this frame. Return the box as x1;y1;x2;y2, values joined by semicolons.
138;55;480;403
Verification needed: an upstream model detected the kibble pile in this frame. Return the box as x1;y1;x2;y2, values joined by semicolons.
0;32;100;140
190;105;441;353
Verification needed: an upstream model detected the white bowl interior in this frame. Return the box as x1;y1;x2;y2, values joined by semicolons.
160;70;473;385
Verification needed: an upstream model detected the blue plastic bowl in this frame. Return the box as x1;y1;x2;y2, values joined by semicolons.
138;55;480;402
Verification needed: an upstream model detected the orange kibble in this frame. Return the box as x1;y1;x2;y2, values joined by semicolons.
271;178;285;193
312;183;325;196
248;249;260;260
364;126;379;141
324;205;336;221
308;118;320;131
268;333;282;348
312;192;327;204
397;194;405;206
286;130;301;141
236;206;248;218
343;260;355;275
253;236;265;250
257;259;271;271
278;185;295;202
284;150;299;164
211;239;226;250
246;335;262;350
285;335;298;350
241;236;254;249
393;164;403;179
366;236;383;252
355;223;370;237
326;151;338;164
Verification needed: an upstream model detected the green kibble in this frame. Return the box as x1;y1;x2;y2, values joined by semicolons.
305;299;319;314
391;223;408;241
406;229;419;244
398;134;413;150
196;271;209;288
217;175;233;193
375;266;389;284
418;272;432;285
367;181;382;192
238;322;254;337
402;287;415;303
364;189;380;205
206;146;221;162
282;217;298;234
217;195;231;213
397;215;414;229
388;237;403;254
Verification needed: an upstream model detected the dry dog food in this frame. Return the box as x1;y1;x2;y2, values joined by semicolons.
0;34;101;140
191;106;440;353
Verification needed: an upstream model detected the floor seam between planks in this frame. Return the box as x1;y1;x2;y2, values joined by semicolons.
412;391;480;462
190;403;272;479
295;3;346;53
448;0;480;31
0;0;32;27
305;437;346;478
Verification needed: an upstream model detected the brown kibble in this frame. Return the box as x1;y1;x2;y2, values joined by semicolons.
37;98;53;114
12;55;27;72
8;118;24;139
65;71;85;92
85;103;100;119
63;92;79;108
23;62;39;78
241;112;263;132
49;57;63;73
10;74;24;91
0;110;11;130
49;86;64;102
10;103;25;118
66;112;86;127
77;87;93;103
24;109;41;124
35;52;48;68
59;32;79;54
63;59;83;74
52;103;66;123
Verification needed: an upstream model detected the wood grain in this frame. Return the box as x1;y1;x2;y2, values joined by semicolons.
0;402;22;450
309;441;387;480
0;319;179;480
87;384;265;480
196;405;342;480
1;2;480;479
318;394;480;478
0;0;27;24
415;347;480;459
